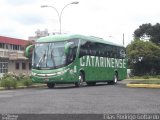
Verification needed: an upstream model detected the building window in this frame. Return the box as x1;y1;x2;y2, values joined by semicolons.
0;61;8;73
0;43;5;48
16;62;19;70
22;62;26;70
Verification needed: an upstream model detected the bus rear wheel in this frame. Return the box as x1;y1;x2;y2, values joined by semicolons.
75;73;84;87
108;74;118;85
47;83;55;88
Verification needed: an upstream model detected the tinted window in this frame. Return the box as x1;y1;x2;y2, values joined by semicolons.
79;39;125;58
66;39;79;64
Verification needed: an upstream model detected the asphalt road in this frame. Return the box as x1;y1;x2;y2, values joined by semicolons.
0;81;160;114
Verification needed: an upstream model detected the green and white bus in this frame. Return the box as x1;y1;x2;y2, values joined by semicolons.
25;34;127;88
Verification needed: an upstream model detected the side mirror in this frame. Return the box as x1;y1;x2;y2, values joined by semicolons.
64;42;74;55
25;45;34;58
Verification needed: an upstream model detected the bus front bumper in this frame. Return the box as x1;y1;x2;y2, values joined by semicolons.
31;70;78;84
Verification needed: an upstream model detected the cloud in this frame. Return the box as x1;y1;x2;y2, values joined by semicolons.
0;26;25;39
1;0;47;26
11;13;47;26
5;0;39;6
0;28;15;37
1;0;160;45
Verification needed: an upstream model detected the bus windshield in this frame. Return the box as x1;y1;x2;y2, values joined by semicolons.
32;41;66;69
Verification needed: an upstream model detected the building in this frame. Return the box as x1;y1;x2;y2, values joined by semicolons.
28;29;60;41
28;29;49;41
0;36;31;76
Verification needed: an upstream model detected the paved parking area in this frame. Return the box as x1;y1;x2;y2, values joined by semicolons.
0;81;160;114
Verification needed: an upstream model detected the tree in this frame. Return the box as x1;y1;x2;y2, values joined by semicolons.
134;23;160;45
126;39;160;75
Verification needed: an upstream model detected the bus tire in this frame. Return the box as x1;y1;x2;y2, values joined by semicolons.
75;73;84;87
86;82;96;86
108;74;118;85
113;74;118;84
47;83;55;88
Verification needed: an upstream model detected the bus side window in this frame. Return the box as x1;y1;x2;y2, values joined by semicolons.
66;39;79;64
92;50;96;56
105;45;110;57
116;47;120;58
114;47;118;58
79;46;88;57
100;44;106;57
89;50;92;56
104;47;108;57
66;46;75;64
79;40;90;57
102;51;105;57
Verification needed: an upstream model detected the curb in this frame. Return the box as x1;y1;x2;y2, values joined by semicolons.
127;84;160;88
0;84;47;91
0;87;4;90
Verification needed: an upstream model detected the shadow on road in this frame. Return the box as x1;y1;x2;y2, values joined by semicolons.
45;81;126;89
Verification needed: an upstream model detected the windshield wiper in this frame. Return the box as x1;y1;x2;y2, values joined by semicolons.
45;44;50;67
51;49;56;68
36;50;46;68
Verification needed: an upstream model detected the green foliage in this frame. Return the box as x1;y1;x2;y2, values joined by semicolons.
127;40;160;75
157;75;160;79
143;75;150;79
129;75;160;80
127;40;160;61
1;73;17;89
0;73;33;89
23;76;32;87
130;80;160;84
134;23;160;44
16;73;25;81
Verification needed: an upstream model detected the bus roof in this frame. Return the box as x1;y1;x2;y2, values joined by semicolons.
36;34;124;47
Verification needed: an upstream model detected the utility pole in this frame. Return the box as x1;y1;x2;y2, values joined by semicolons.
123;33;124;46
41;2;79;34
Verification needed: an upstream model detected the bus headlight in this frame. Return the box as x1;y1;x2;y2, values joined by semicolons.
57;71;64;75
57;68;69;75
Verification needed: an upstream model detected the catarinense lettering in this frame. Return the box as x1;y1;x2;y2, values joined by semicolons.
80;56;126;68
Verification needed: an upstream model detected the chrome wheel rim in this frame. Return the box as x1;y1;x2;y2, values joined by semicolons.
114;76;117;83
79;75;83;86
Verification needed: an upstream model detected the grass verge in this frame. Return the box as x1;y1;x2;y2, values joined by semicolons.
127;84;160;88
126;76;160;88
129;80;160;84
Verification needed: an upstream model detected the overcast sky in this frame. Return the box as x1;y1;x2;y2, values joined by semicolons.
0;0;160;46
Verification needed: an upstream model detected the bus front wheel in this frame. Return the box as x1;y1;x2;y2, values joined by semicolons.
75;73;84;87
47;83;55;88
